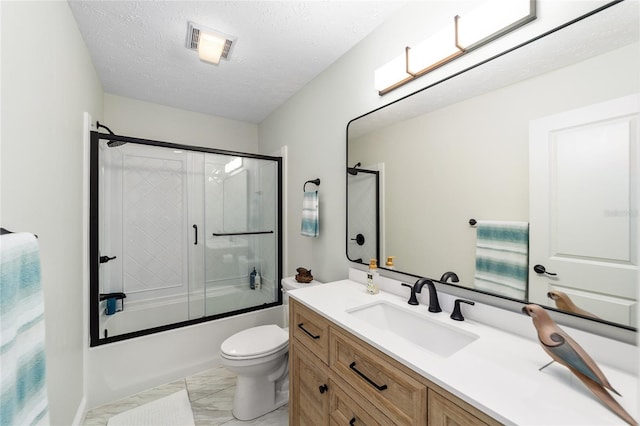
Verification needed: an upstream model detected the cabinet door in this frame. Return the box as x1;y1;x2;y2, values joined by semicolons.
290;340;331;425
428;389;490;426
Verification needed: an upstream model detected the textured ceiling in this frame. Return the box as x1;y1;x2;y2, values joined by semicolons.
68;1;405;124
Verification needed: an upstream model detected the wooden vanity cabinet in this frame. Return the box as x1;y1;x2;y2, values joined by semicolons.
330;326;427;425
289;299;501;426
428;386;501;426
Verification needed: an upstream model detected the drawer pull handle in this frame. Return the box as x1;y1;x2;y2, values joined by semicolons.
319;384;328;394
349;417;356;425
349;361;388;391
297;323;320;339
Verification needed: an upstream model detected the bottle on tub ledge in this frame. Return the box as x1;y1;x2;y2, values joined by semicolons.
250;267;257;290
255;269;262;290
366;258;379;295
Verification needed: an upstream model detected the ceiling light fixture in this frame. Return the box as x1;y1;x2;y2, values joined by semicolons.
375;0;536;95
186;21;235;65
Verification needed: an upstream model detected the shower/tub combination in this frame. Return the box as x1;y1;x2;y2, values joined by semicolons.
89;129;282;346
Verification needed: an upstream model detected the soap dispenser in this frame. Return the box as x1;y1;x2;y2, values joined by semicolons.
385;256;396;270
366;259;380;295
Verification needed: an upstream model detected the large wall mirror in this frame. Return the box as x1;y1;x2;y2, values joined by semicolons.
347;0;639;331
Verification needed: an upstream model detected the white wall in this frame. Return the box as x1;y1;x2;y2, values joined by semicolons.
1;2;103;425
104;94;258;153
258;0;617;283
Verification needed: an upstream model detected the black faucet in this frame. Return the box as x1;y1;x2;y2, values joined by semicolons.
415;277;441;313
439;271;459;283
450;299;475;321
400;282;423;305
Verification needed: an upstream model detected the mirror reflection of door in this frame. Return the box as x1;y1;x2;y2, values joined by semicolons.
347;165;381;264
529;94;639;327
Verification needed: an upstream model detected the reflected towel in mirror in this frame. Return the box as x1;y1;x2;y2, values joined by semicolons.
301;191;319;237
474;220;529;299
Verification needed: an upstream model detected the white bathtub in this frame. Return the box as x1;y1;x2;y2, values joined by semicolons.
87;295;284;410
101;280;277;339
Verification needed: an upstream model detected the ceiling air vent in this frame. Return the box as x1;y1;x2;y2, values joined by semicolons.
186;21;234;61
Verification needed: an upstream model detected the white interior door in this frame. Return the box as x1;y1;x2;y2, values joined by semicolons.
529;94;639;327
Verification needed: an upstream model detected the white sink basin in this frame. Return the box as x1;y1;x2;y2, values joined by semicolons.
347;301;478;358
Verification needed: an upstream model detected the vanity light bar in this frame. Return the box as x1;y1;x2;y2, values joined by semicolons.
375;0;536;96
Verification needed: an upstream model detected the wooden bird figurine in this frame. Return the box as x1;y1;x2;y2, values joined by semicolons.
522;304;637;425
547;290;599;320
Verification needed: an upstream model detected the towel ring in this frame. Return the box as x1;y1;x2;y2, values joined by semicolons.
303;178;320;192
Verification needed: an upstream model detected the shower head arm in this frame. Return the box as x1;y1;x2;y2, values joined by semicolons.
96;121;115;135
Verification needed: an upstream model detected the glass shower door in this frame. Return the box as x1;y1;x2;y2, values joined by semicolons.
202;154;280;316
91;129;283;346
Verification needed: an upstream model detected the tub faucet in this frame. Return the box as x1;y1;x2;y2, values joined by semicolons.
414;277;442;313
439;271;459;284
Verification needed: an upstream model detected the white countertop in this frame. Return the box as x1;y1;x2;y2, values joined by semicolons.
288;277;638;425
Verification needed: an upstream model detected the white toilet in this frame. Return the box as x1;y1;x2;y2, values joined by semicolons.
219;276;323;420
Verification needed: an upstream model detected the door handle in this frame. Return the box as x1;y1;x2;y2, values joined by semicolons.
533;264;557;276
193;224;198;245
99;255;117;264
318;384;328;394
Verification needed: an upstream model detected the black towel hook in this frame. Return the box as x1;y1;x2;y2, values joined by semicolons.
469;218;477;226
303;178;320;192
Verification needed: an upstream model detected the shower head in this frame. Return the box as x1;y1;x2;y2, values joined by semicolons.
347;162;361;175
97;121;126;147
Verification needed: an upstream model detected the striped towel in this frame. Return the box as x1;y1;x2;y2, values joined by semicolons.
1;233;49;426
300;191;319;237
474;220;529;300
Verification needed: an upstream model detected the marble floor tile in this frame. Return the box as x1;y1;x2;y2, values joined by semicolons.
220;405;289;426
82;367;288;426
186;366;236;403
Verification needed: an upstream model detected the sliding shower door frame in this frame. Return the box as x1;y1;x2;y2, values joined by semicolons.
89;131;283;347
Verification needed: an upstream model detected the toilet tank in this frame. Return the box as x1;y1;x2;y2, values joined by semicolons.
281;276;323;328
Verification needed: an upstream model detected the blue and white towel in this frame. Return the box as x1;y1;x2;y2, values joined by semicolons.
301;191;319;237
474;220;529;300
1;233;49;426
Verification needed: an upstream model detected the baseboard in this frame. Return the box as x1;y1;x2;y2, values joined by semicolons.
71;395;87;426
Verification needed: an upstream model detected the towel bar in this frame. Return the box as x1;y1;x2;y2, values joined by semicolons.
303;178;320;192
0;227;38;238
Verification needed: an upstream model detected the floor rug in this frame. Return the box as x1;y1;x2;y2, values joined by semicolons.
107;389;195;426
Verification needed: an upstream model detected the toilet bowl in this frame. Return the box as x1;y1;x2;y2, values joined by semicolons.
219;276;323;420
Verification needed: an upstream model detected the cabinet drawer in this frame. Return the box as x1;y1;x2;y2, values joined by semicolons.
329;327;427;425
291;299;331;364
428;388;500;426
428;389;489;426
329;378;395;426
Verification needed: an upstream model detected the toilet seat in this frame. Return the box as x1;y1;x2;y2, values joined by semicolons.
220;324;288;360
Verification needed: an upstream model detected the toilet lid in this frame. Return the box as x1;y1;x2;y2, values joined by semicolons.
220;325;288;358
